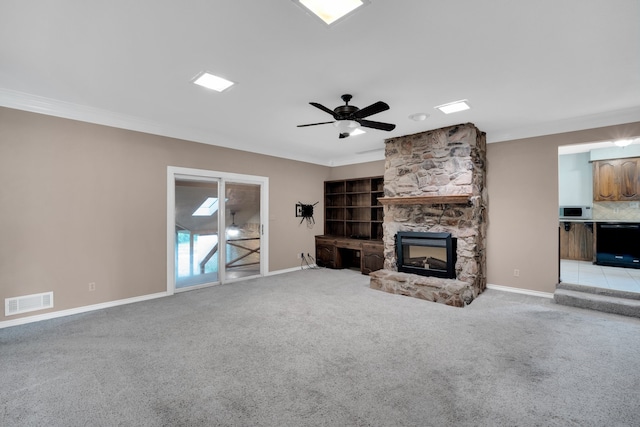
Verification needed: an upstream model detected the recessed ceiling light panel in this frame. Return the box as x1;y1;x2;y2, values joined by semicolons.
435;100;470;114
295;0;368;26
193;72;235;92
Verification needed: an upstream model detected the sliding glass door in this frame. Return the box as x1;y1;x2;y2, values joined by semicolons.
224;182;261;280
175;179;221;289
168;167;268;293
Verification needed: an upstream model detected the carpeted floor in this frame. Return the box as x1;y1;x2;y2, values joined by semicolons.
1;268;639;426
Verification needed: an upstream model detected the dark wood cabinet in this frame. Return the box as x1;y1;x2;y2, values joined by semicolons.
362;242;385;274
316;240;338;269
315;236;384;274
317;176;385;275
559;222;594;261
593;157;640;201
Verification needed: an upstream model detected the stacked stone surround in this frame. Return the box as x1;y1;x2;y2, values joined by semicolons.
369;123;487;307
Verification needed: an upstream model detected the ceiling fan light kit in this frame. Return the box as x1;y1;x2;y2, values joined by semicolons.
334;120;359;132
297;94;396;139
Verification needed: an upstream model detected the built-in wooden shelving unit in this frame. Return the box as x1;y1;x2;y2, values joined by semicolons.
324;176;384;240
318;176;385;274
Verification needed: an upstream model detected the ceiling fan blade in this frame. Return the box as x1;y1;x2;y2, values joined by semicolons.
297;121;335;127
310;102;337;118
354;101;389;119
339;132;350;139
358;119;396;132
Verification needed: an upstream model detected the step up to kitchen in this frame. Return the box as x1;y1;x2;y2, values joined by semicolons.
554;282;640;318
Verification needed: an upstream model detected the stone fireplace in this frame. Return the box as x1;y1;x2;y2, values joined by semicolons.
369;123;487;307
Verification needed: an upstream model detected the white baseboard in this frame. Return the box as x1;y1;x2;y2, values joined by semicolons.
267;265;317;276
486;283;554;299
0;292;168;329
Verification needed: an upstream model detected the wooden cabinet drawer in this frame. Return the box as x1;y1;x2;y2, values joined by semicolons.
362;242;383;251
336;239;362;249
315;237;336;246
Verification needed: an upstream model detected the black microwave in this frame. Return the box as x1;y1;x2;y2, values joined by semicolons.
559;206;592;220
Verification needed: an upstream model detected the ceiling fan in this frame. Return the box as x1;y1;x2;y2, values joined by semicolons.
297;94;396;139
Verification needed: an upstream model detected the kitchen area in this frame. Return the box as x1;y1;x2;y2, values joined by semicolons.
559;139;640;293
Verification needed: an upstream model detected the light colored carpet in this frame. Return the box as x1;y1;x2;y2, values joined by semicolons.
1;268;639;426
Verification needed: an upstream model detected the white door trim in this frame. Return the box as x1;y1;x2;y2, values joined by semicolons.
167;166;269;295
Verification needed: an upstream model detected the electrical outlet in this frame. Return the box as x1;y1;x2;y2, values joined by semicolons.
513;269;520;277
89;282;96;291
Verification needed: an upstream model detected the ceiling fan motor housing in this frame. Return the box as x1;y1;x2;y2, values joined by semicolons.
334;104;359;119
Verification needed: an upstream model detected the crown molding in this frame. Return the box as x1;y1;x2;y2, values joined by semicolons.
0;88;335;166
487;106;640;144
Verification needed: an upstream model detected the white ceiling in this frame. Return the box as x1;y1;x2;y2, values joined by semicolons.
1;1;639;166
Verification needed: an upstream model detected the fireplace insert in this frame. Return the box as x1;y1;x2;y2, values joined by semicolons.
396;231;457;279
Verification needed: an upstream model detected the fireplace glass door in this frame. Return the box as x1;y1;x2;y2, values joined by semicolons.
396;231;456;278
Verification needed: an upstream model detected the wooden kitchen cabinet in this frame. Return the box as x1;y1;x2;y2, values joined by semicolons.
559;222;594;261
593;157;640;201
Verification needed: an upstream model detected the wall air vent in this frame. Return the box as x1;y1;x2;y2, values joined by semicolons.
5;292;54;316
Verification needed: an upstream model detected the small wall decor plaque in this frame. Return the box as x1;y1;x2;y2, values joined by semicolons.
296;202;318;227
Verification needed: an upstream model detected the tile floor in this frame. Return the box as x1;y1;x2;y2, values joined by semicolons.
560;259;640;293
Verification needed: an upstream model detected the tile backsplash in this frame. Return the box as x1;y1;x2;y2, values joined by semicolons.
593;201;640;222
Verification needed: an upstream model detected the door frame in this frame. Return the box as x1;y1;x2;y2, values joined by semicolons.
167;166;269;295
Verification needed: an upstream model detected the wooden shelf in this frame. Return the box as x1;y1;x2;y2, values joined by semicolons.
378;195;471;205
323;176;384;240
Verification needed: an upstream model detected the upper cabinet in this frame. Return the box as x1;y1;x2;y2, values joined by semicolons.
593;157;640;201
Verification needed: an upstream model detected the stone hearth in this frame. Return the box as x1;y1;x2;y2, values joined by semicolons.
370;123;487;307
